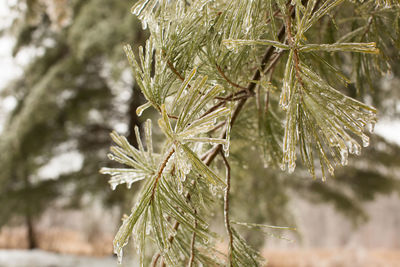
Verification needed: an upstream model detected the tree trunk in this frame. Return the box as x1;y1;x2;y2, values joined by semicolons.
26;211;37;249
22;167;38;249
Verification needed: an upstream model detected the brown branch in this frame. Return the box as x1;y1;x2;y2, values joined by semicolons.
220;151;233;267
361;16;373;41
152;148;175;198
151;253;162;267
168;114;179;120
216;89;248;100
266;9;282;24
166;59;185;81
216;64;248;90
203;23;287;166
264;50;284;76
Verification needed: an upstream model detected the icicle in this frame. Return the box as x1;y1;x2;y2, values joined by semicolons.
348;142;355;154
327;164;334;176
340;149;348;166
126;180;133;189
110;181;118;191
279;162;286;171
353;143;361;155
114;244;123;264
362;135;370;147
368;122;375;133
288;161;296;173
222;41;240;53
136;102;152;116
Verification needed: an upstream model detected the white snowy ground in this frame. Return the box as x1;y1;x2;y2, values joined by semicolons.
0;250;138;267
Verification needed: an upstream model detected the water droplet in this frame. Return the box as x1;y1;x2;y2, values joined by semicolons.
114;246;123;264
362;135;370;147
110;182;118;191
328;165;334;176
136;102;151;116
177;180;183;195
223;142;230;157
354;144;361;155
288;162;296;173
279;162;286;171
263;159;269;169
348;142;355;154
340;149;348;166
223;41;240;53
368;123;375;133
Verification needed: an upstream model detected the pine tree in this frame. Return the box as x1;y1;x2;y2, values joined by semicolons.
0;0;147;245
100;0;400;266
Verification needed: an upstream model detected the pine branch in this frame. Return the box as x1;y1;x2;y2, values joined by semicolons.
154;21;288;266
101;0;392;265
204;23;287;166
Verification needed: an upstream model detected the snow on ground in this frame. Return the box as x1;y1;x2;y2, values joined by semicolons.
0;250;138;267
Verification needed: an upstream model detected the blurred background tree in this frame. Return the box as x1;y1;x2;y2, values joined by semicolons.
0;0;147;248
0;0;399;257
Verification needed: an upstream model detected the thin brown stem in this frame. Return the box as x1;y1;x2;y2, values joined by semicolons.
166;59;185;81
208;121;225;134
215;89;248;101
264;50;284;75
201;89;250;120
156;105;179;120
203;23;287;166
265;9;281;24
168;114;179;120
151;253;162;267
150;149;176;266
152;148;175;198
361;16;373;41
220;151;233;267
216;64;248;90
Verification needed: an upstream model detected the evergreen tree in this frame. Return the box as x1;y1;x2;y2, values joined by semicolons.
0;0;146;246
100;0;400;266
